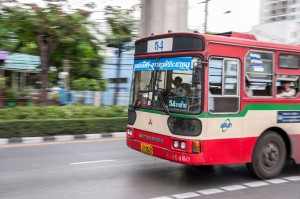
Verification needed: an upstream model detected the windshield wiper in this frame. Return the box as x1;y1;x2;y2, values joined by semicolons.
157;92;170;115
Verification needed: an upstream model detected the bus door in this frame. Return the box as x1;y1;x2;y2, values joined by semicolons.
205;57;242;164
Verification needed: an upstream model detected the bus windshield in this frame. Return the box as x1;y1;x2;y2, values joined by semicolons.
130;56;203;114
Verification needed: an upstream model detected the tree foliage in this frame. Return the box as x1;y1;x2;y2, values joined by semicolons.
104;5;138;49
0;0;106;102
103;5;138;104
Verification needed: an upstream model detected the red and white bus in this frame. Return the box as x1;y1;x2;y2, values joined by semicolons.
126;31;300;179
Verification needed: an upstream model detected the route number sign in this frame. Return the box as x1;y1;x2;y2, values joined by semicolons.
147;38;173;53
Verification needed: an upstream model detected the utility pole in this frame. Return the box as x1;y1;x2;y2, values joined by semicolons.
113;47;122;105
199;0;211;33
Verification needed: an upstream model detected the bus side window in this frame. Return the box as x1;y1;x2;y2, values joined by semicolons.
276;75;299;98
245;51;274;97
245;80;272;97
208;58;240;114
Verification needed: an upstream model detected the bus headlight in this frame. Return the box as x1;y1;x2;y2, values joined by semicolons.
180;141;186;150
173;140;179;148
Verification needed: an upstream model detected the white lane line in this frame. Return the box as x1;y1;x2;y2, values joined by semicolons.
244;181;269;188
283;176;300;181
172;192;200;199
149;176;299;199
197;188;224;195
220;185;248;191
265;179;288;184
70;159;116;165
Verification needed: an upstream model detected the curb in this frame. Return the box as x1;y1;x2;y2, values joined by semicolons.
0;132;126;145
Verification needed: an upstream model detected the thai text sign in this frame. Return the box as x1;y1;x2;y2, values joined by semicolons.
168;97;188;110
133;57;192;71
277;111;300;123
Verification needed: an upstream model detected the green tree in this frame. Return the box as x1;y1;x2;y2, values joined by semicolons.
0;0;105;104
104;5;138;105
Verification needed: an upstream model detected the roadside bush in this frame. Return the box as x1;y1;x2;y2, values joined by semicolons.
0;117;127;138
0;106;128;138
0;106;127;120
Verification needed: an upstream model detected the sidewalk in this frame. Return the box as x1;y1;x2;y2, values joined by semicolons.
0;132;126;145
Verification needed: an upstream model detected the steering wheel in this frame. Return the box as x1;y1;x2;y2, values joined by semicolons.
158;88;173;96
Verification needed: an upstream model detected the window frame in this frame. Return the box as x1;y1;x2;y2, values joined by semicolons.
208;56;241;115
278;54;300;69
244;50;275;98
276;74;299;98
130;56;205;115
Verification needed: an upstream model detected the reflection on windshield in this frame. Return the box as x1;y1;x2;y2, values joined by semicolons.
130;57;203;114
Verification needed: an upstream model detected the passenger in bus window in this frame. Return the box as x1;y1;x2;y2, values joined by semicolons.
170;76;187;97
245;80;253;97
276;81;296;98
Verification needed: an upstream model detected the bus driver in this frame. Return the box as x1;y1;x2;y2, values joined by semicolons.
170;76;187;97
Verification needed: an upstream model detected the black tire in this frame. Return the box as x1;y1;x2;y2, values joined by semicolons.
247;131;287;179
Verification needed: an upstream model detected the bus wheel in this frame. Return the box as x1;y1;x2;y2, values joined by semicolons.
247;131;286;179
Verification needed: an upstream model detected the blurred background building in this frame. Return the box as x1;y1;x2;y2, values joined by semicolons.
101;50;134;106
253;0;300;45
260;0;299;23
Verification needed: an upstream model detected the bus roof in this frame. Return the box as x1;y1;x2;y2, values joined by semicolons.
136;32;300;53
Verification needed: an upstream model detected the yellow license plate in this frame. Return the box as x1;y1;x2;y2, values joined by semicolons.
141;143;153;156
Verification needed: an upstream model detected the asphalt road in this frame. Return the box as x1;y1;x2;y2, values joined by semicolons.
0;138;299;199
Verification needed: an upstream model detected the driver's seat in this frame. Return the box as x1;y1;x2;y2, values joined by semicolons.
181;83;191;96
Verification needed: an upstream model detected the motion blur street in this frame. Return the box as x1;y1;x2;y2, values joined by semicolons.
0;0;300;199
0;138;300;199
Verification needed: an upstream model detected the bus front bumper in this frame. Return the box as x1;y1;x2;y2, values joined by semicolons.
126;137;204;165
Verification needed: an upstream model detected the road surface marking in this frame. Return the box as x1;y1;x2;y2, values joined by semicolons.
220;185;248;191
284;176;300;181
244;181;269;187
70;159;116;165
150;176;300;199
172;192;200;199
265;179;288;184
197;188;224;195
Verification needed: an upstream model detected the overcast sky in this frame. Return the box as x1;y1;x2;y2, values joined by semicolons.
102;0;261;33
104;0;262;33
17;0;261;33
188;0;261;33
